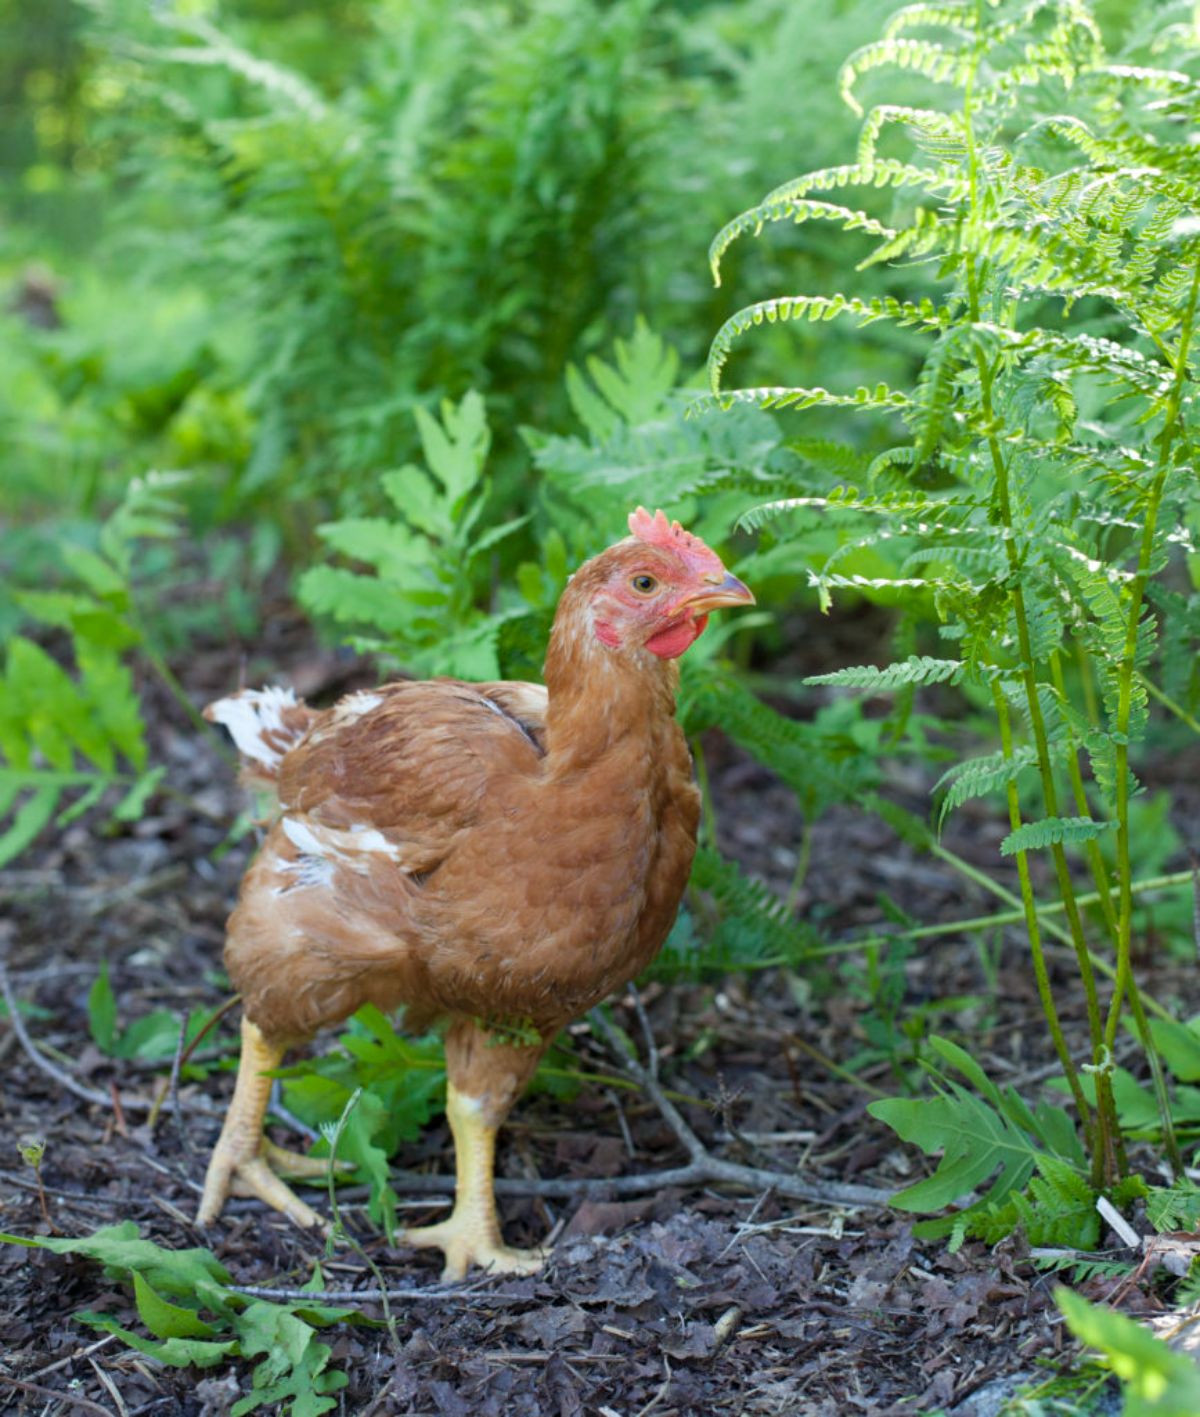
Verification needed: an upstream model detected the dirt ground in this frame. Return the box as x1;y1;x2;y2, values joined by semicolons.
2;610;1197;1416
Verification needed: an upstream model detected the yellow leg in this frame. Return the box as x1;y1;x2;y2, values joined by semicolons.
197;1017;342;1230
401;1082;546;1281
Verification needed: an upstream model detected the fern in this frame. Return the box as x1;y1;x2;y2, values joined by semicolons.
651;848;817;981
709;0;1200;1188
298;392;528;679
0;475;187;866
805;655;963;690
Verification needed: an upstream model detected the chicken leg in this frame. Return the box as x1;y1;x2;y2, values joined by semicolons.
197;1016;340;1230
401;1081;546;1281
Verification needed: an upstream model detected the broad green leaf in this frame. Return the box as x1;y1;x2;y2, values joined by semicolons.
133;1271;220;1340
78;1314;236;1369
1149;1017;1200;1083
1;1221;232;1301
869;1083;1040;1213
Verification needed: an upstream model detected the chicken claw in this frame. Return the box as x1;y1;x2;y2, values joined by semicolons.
401;1082;548;1281
197;1017;340;1231
403;1219;545;1283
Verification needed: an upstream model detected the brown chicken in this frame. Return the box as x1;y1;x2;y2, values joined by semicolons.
197;508;753;1278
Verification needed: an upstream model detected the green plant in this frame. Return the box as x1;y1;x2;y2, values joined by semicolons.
275;1006;447;1241
0;471;232;866
1058;1287;1200;1417
705;0;1200;1188
298;390;528;678
87;963;233;1074
0;1223;351;1415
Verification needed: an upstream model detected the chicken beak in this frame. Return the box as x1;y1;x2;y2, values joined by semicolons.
678;571;756;614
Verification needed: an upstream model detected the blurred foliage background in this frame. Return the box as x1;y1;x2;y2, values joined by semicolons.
1;0;901;572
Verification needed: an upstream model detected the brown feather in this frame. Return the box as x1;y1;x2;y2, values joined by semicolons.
210;537;712;1121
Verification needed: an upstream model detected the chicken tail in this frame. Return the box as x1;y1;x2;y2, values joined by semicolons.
205;686;316;788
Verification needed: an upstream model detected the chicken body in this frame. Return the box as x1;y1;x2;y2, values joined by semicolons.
197;511;752;1276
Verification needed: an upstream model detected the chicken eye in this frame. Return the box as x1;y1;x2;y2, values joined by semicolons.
630;574;658;595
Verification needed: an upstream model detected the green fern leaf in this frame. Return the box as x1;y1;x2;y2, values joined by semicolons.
804;656;963;690
1000;816;1115;857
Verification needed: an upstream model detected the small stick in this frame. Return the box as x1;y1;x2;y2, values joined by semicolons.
626;983;660;1082
584;1009;889;1210
389;1165;890;1207
232;1281;536;1304
149;995;241;1131
109;1081;129;1139
26;1335;119;1384
604;1088;636;1159
0;960;220;1119
0;1372;114;1416
1;960;113;1109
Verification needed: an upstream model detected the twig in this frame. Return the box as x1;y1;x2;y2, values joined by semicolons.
586;1009;891;1210
166;1014;191;1153
88;1359;130;1417
26;1335;119;1384
0;1372;115;1415
626;983;659;1083
604;1088;636;1159
270;1080;320;1142
231;1281;536;1305
0;958;220;1120
384;1167;889;1205
148;995;241;1134
0;959;114;1109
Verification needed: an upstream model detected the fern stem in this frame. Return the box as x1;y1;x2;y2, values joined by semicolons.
1140;674;1200;738
1049;655;1176;1172
992;682;1091;1133
1104;258;1200;1064
690;736;718;850
1048;653;1119;942
1075;639;1101;732
794;871;1190;963
962;63;1113;1177
785;816;815;914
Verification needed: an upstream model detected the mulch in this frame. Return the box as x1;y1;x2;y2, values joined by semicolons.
3;611;1195;1415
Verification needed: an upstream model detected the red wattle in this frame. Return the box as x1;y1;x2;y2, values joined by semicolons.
644;614;708;660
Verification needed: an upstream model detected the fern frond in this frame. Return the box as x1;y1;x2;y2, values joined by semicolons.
707;294;949;393
805;656;964;690
736;489;977;533
693;383;911;418
934;744;1042;829
0;638;158;868
709;161;954;284
1000;815;1115;857
838;38;973;118
883;2;975;40
858;104;966;166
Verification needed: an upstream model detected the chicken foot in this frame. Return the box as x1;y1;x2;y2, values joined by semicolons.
197;1017;344;1231
401;1082;546;1282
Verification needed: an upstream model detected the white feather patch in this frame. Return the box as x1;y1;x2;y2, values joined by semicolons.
278;815;404;891
209;686;299;768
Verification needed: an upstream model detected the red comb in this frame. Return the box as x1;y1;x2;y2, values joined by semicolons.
628;507;716;561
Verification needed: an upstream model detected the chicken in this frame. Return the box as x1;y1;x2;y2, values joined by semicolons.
196;508;754;1278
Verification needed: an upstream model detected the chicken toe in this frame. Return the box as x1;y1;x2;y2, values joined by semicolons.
404;1217;545;1282
401;1081;548;1281
197;1016;329;1231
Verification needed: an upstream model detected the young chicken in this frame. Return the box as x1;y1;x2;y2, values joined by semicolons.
197;508;753;1278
